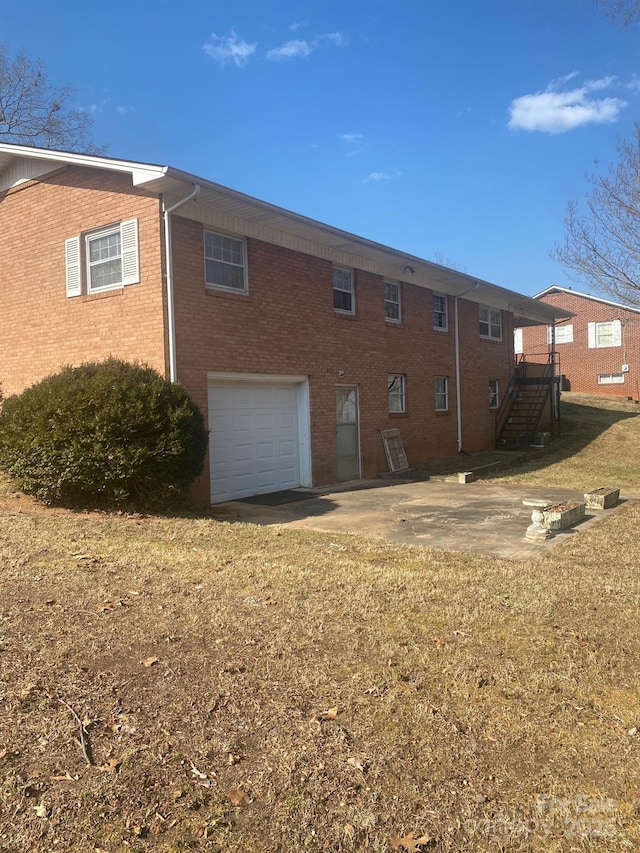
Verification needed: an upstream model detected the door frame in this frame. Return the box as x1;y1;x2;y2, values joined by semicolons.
207;372;312;496
335;383;361;481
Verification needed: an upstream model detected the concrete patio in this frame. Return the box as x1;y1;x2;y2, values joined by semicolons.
212;478;629;560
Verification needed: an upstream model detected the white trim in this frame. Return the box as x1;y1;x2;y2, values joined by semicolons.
535;285;640;316
207;373;312;501
479;305;502;341
388;373;406;413
333;266;355;315
204;228;248;294
433;292;448;332
384;280;402;323
84;219;139;294
207;371;307;383
435;375;449;411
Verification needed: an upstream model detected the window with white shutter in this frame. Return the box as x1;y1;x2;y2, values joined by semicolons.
587;320;621;349
65;219;139;298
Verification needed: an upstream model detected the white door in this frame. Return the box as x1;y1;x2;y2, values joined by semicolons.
208;380;302;502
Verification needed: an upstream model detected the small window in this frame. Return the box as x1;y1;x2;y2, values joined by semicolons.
433;294;448;331
598;373;624;384
334;267;354;313
489;379;499;409
384;281;401;322
67;219;139;297
435;376;448;411
588;320;621;349
204;230;246;292
547;324;574;344
479;306;502;340
388;374;406;413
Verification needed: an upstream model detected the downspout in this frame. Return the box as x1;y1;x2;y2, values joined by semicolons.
162;184;201;383
454;282;480;453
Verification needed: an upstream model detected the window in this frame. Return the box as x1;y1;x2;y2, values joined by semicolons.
388;374;406;413
435;376;448;411
65;219;139;297
479;306;502;340
547;324;574;344
489;379;499;409
588;320;621;349
433;293;448;331
384;281;401;322
333;267;354;313
204;230;246;292
598;373;624;385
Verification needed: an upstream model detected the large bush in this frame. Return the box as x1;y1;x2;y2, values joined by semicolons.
0;359;208;509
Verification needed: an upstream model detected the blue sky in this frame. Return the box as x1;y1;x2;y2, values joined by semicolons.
1;0;638;296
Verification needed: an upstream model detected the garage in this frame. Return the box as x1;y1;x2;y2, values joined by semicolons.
207;373;311;503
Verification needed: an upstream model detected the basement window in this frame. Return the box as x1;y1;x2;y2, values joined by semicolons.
597;373;624;385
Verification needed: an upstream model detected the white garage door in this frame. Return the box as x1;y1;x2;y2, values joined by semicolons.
208;379;305;503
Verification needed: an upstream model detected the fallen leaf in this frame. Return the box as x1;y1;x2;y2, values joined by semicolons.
50;771;78;782
190;763;208;780
141;656;159;668
33;803;49;818
344;822;355;838
347;755;370;773
390;831;432;852
228;787;250;807
319;706;339;720
99;757;122;774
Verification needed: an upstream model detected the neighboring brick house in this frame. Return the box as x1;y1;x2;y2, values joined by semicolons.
0;143;569;504
517;286;640;400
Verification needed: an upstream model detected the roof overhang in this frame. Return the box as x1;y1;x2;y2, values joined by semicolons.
0;142;572;327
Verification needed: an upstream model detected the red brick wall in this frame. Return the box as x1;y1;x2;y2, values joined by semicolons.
521;291;640;399
172;217;514;492
0;167;166;397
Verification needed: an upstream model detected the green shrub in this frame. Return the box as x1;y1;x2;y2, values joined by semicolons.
0;359;208;509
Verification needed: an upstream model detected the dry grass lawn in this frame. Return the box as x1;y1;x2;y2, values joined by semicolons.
1;392;639;851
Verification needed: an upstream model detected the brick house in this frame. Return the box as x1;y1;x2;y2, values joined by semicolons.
517;286;640;401
0;143;569;503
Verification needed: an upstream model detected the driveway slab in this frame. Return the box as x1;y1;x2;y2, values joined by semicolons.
213;479;630;560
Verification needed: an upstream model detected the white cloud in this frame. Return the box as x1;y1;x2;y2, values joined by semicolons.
508;74;627;134
289;20;308;32
115;105;135;115
267;39;313;60
318;32;346;47
365;171;401;182
267;31;346;61
203;30;257;67
340;132;363;144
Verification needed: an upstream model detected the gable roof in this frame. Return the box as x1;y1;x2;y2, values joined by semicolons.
0;142;571;327
535;285;640;317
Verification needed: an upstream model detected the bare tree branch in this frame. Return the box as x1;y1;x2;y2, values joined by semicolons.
0;45;104;153
552;127;640;305
595;0;640;25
